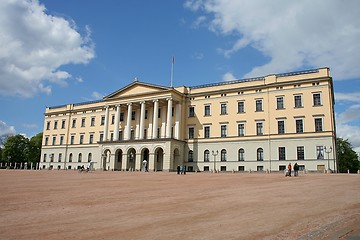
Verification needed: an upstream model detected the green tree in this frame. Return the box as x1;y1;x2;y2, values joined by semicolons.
2;135;29;164
27;133;43;165
336;138;360;173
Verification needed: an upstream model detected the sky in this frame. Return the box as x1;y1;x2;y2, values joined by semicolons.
0;0;360;153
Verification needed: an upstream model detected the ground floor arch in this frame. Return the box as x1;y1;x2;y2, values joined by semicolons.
126;148;136;171
154;147;164;171
114;149;123;170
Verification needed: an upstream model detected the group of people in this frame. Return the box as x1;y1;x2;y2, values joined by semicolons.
286;163;299;177
177;165;186;174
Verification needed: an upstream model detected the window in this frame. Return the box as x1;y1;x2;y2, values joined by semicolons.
119;131;123;140
43;154;47;162
52;136;56;145
58;153;62;162
158;108;161;118
256;122;263;135
204;105;211;116
221;125;227;137
278;120;285;134
50;154;54;162
220;166;227;171
316;146;324;160
145;110;148;119
44;137;48;146
110;132;114;141
204;126;210;138
89;134;94;144
297;146;304;160
69;153;73;162
60;135;64;145
204;150;210;162
88;153;92;162
99;133;104;142
294;95;302;108
278;147;286;160
70;136;74;145
221;103;227;115
90;117;95;126
257;166;264;171
257;148;264;161
130;130;135;140
315;118;323;132
78;153;82;162
144;129;147;139
238;166;245;171
46;121;50;130
111;115;115;124
61;120;66;129
238;101;245;113
81;118;86;127
204;166;210;172
296;119;304;133
120;112;124;122
256;99;263;111
313;93;322;106
131;111;136;121
72;119;76;128
188;150;194;162
221;149;227;161
238;148;245;161
101;116;105;125
189;106;195;117
54;121;58;129
238;123;245;136
80;135;84;144
188;127;194;139
277;96;284;109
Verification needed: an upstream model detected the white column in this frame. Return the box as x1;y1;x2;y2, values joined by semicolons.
114;104;120;141
104;106;110;141
139;101;146;139
125;103;132;140
148;106;153;139
152;100;159;139
166;98;172;138
161;105;166;138
135;108;140;140
175;103;181;139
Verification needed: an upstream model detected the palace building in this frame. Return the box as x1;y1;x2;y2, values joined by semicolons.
40;67;337;172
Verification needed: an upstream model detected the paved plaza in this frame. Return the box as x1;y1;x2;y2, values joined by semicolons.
0;170;359;240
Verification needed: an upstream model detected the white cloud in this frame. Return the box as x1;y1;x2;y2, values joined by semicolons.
0;121;16;136
0;0;94;98
222;72;236;81
336;123;360;153
91;91;103;100
185;0;360;80
192;52;204;60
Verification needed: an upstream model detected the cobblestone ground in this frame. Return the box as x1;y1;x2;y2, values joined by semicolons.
0;170;359;240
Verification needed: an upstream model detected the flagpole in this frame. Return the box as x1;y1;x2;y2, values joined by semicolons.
170;55;174;87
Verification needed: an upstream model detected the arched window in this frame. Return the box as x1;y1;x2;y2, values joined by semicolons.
188;150;194;162
221;149;227;161
88;153;92;162
238;148;245;161
204;150;210;162
257;148;263;161
78;153;82;162
69;153;73;162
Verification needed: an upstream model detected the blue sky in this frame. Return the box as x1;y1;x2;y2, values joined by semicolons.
0;0;360;152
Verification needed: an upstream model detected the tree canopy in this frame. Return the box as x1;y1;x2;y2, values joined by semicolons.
1;133;43;167
336;138;359;173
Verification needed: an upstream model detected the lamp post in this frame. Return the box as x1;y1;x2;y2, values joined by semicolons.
212;150;218;173
324;146;332;172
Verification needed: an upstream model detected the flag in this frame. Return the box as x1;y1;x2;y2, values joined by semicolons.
172;55;174;64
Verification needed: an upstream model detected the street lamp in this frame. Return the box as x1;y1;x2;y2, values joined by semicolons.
324;146;332;172
212;150;218;173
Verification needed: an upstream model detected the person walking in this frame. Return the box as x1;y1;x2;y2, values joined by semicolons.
294;163;299;177
287;163;292;177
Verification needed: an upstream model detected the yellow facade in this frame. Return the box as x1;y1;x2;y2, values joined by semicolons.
41;68;336;172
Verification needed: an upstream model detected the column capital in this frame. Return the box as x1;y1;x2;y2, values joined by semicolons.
153;99;159;103
167;97;173;101
127;102;132;106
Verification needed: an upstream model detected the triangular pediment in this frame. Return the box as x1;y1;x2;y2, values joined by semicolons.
104;81;172;100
